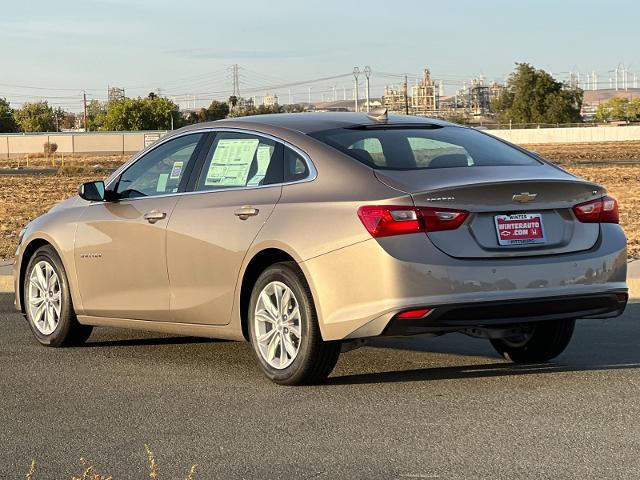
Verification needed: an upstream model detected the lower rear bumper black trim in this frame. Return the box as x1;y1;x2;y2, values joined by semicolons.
383;292;628;336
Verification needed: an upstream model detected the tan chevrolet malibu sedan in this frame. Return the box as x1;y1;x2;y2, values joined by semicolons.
13;113;628;384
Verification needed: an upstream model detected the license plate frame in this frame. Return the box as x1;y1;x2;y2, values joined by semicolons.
494;213;546;246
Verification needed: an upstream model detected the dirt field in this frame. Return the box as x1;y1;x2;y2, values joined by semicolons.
0;145;639;261
0;173;97;259
569;165;639;259
525;141;640;162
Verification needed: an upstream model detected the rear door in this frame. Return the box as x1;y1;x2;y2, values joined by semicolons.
166;130;284;325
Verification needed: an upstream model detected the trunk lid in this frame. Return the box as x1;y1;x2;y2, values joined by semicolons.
375;166;605;258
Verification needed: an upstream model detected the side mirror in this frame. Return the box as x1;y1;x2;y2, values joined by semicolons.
78;181;106;202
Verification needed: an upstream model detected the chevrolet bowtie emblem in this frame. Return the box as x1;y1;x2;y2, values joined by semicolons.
512;192;538;203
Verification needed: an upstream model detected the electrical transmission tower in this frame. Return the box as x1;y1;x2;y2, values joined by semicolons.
227;64;241;110
364;66;371;112
353;67;360;112
232;64;241;98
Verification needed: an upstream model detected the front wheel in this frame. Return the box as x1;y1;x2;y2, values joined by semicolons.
24;245;93;347
490;319;575;363
248;262;341;385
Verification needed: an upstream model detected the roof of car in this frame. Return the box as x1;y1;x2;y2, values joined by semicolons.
181;112;456;135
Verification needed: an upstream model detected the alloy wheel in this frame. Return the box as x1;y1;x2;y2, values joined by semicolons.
27;260;62;335
254;281;302;369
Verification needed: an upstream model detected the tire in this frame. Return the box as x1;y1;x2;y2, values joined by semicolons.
490;319;575;363
248;261;341;385
23;245;93;347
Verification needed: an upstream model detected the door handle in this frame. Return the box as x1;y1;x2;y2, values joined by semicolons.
144;210;167;224
234;205;259;220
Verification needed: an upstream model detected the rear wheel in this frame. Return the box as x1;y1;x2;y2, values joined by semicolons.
490;319;575;363
24;245;93;347
248;262;341;385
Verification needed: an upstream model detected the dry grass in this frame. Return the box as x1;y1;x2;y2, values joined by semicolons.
24;445;196;479
0;154;126;171
0;151;638;261
25;460;35;480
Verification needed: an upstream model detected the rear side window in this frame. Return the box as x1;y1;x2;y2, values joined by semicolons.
195;132;283;191
284;146;310;182
310;126;540;170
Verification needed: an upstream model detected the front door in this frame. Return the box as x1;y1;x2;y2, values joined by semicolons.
167;131;284;325
75;132;205;320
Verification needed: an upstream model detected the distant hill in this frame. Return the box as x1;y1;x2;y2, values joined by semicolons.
313;99;382;112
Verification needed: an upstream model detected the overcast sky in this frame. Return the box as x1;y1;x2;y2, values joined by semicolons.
1;0;638;111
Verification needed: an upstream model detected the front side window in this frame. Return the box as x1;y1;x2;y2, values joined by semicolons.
195;132;282;191
116;133;203;198
310;126;540;170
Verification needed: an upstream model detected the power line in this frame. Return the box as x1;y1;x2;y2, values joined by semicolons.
0;82;102;92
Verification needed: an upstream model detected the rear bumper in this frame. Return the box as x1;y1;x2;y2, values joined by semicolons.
383;292;628;336
301;224;627;341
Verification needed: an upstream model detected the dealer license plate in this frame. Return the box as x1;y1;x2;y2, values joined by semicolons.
494;213;545;246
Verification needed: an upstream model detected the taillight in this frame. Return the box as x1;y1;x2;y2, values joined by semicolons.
420;207;469;232
357;206;422;237
357;205;469;238
601;196;620;223
572;196;619;224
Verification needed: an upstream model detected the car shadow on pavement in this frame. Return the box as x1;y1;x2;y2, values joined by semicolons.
329;302;640;385
0;294;221;348
3;293;638;383
326;360;640;385
81;336;220;348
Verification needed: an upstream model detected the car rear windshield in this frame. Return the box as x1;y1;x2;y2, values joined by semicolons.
309;126;540;170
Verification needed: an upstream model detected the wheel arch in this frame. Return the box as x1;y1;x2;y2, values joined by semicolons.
17;237;56;313
239;247;306;341
17;233;81;315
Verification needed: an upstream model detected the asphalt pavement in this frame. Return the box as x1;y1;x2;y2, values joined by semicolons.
1;293;639;479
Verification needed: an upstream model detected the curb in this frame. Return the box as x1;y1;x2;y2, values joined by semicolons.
0;261;13;293
628;260;640;300
0;275;13;293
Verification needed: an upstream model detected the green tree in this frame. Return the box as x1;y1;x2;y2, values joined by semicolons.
146;96;181;130
182;101;229;124
628;98;640;121
206;100;229;121
86;100;107;131
0;97;18;133
104;98;151;130
283;104;306;113
594;97;640;122
14;101;56;132
491;63;583;125
229;104;283;118
53;107;76;130
255;104;283;115
103;96;181;131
